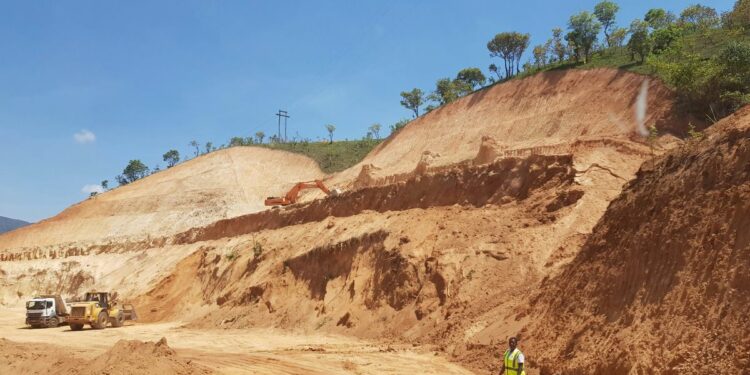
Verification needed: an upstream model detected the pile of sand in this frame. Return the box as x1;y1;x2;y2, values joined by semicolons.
0;337;210;375
0;338;84;374
86;337;211;375
526;106;750;374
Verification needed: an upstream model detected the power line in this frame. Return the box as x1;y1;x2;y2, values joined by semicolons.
275;110;290;142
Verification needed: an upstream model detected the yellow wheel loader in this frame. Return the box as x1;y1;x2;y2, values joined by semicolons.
68;291;138;331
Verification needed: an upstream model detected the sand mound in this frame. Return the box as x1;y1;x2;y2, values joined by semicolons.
87;337;211;375
334;68;692;186
526;106;750;374
0;147;324;250
0;337;210;375
0;338;84;375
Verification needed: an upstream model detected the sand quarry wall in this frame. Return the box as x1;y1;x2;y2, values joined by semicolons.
334;68;692;186
0;147;324;250
526;107;750;374
0;68;684;313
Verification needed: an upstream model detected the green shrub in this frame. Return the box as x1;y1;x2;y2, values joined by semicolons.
253;241;263;258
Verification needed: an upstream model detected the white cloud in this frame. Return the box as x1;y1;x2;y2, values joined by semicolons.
73;129;96;144
81;184;104;195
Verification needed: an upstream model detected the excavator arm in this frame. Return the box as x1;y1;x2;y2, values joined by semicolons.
265;180;333;206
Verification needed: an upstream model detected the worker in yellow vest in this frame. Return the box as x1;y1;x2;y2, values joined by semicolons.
498;336;525;375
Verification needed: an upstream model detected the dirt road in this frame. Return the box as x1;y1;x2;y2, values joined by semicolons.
0;308;476;374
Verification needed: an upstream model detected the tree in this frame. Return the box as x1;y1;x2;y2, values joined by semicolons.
651;25;682;54
255;131;265;144
551;28;567;62
488;64;502;80
101;180;109;190
718;41;750;112
594;1;620;47
487;32;530;78
628;19;651;62
488;33;515;78
428;78;459;105
205;142;214;154
455;67;486;91
724;0;750;29
565;32;581;62
609;27;628;48
568;12;602;63
532;44;548;67
645;8;676;30
229;137;245;147
324;124;336;143
121;160;149;184
390;119;409;134
189;140;199;156
368;123;381;139
679;4;720;29
513;33;530;75
399;88;425;118
162;149;180;168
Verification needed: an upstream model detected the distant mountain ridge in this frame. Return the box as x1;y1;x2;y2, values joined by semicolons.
0;216;30;234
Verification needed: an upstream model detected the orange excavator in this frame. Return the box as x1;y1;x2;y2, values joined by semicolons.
264;179;339;206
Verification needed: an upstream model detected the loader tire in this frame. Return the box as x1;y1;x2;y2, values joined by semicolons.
70;323;84;331
92;312;108;329
110;313;124;328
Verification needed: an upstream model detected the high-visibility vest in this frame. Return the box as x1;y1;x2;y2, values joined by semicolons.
503;348;526;375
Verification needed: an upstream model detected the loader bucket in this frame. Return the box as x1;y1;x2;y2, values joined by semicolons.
122;304;138;321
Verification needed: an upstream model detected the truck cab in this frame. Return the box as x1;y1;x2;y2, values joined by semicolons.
25;296;68;328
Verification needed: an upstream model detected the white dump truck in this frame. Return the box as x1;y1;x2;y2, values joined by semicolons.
25;295;69;328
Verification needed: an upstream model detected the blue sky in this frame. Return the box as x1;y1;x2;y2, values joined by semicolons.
0;0;735;222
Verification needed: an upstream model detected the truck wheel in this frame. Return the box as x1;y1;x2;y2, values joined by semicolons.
92;312;108;329
110;313;124;328
47;317;59;328
70;323;84;331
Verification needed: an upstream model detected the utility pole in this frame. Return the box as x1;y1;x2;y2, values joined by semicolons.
275;110;290;142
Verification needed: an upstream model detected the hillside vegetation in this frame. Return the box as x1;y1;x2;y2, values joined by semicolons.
402;1;750;126
256;139;381;173
522;27;750;122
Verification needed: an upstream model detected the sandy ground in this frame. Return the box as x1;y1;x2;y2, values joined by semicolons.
0;307;477;375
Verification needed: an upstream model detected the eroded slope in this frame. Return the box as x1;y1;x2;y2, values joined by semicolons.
527;107;750;374
335;68;690;185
